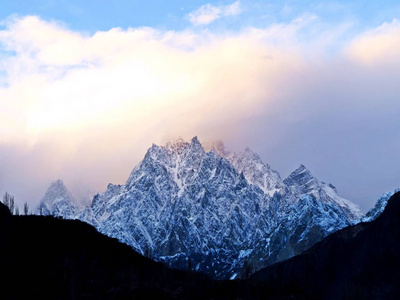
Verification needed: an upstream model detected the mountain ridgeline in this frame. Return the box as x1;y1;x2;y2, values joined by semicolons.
35;137;364;279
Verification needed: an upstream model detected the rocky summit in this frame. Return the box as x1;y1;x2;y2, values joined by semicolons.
36;137;364;279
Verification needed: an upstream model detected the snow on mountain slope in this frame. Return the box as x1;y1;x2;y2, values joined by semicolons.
361;188;400;223
36;137;364;279
35;180;79;218
244;193;350;275
210;141;284;196
284;164;364;222
83;137;271;278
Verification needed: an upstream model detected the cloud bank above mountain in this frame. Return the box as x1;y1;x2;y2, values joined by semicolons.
0;15;399;209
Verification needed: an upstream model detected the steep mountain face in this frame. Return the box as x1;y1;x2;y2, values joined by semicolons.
79;137;271;279
283;164;364;221
210;141;285;196
36;137;364;279
211;143;363;222
250;191;400;299
35;180;79;218
247;193;349;272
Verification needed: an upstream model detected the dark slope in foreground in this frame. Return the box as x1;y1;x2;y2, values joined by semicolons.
250;191;400;299
1;191;400;299
0;203;250;299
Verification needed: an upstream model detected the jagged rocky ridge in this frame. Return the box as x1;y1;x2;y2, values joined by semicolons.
250;191;400;299
36;137;364;279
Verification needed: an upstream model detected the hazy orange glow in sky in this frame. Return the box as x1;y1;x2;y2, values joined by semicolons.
0;13;400;210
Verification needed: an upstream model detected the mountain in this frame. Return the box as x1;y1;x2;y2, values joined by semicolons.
211;142;363;221
79;137;270;279
250;190;400;299
283;164;364;221
36;137;363;279
210;141;285;196
34;179;79;218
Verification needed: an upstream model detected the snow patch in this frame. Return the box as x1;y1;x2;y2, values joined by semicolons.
239;249;252;259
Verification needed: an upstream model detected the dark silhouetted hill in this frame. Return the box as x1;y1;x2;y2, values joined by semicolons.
0;205;251;299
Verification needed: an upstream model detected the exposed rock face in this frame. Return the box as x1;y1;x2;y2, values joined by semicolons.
283;164;364;221
210;142;285;197
36;137;364;279
250;191;400;299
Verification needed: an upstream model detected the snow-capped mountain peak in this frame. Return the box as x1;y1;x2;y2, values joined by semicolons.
165;136;204;155
209;142;284;196
37;137;365;279
283;164;364;221
35;180;78;218
283;164;317;191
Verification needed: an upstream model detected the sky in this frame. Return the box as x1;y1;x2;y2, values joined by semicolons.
0;0;399;211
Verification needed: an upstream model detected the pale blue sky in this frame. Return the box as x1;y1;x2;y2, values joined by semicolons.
1;1;400;32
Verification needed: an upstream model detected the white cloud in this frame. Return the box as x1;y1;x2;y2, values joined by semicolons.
224;1;241;16
345;19;400;64
0;15;303;205
0;15;307;145
187;1;242;26
0;15;400;210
